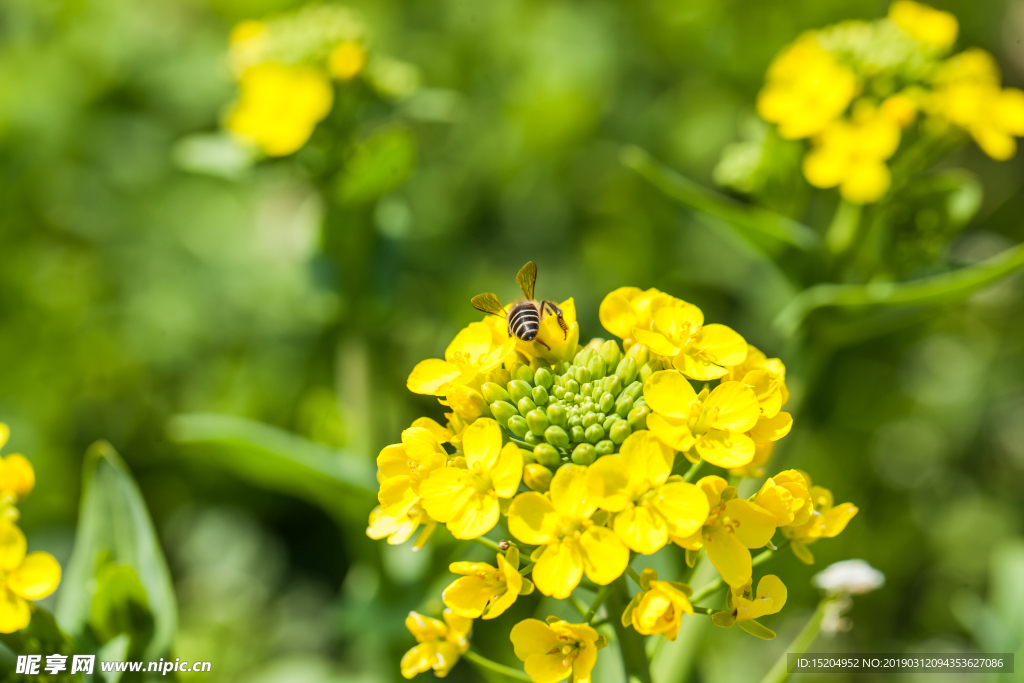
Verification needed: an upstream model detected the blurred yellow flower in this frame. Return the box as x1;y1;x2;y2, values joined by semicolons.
507;465;628;598
673;476;777;588
931;49;1024;161
0;522;61;633
400;610;472;679
888;0;958;49
757;35;858;140
586;432;708;554
510;617;605;683
329;41;367;80
621;568;694;641
598;287;674;345
420;419;523;539
227;20;270;76
226;63;334;156
781;474;859;564
443;547;532;619
366;503;436;548
631;300;747;381
407;321;518;396
802;111;902;204
643;370;760;468
0;425;33;504
376;423;448;518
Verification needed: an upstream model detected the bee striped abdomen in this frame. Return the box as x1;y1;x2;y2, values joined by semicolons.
508;301;540;341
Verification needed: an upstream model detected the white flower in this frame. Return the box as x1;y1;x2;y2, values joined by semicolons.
813;559;885;595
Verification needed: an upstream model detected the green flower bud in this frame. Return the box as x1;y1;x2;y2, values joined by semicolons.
563;391;577;403
574;348;594;367
587;357;607;380
571;443;597;466
533;443;561;468
627;343;650;366
553;386;566;400
544;425;570;449
568;415;582;428
615;396;635;418
490;400;519;425
480;382;511;404
508;380;533;404
574;395;584;405
534;367;554;390
580;382;592;398
575;366;592;384
527;409;550;435
605;375;622;399
628;403;651;430
522;448;537;465
621;381;643;402
525;432;542;446
639;364;654;384
518;397;538;415
517;365;536;384
585;424;605;443
507;415;529;437
615;356;638;385
595;439;616;456
599;340;622;368
565;379;580;395
555;361;572;375
571;425;586;442
546;404;567;427
524;463;553;492
583;412;601;428
599;392;615;414
581;400;596;414
610;420;632;444
603;414;621;432
533;385;549;406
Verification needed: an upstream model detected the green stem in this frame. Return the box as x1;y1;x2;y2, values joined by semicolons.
608;577;653;683
519;562;534;576
569;593;589;619
682;458;704;483
824;200;862;256
757;595;837;683
591;618;610;628
472;536;505;554
691;605;714;616
463;649;532;682
584;584;613;623
508;437;535;451
624;565;643;587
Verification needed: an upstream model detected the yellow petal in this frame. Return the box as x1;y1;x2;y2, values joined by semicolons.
703;526;753;588
443;575;494;618
695;324;747;367
0;587;30;634
580;526;629;585
444;609;474;640
378;476;418;518
839;161;891;204
407;359;461;395
463;418;502;471
652;481;709;538
0;424;8;451
643;371;697;418
996;88;1024;135
647;413;695;452
620;431;674;491
409;418;452;445
0;455;34;499
508;492;559;545
821;503;859;538
753;481;796;527
401;642;438;679
511;618;560;660
8;552;60;601
420;469;473;523
405;611;448;642
487;555;522;618
599;287;643;339
613;505;668;554
673;352;729;381
549;465;596;521
750;412;793;443
572;641;598;683
734;574;788;621
0;522;27;572
723;499;778;548
704;382;760;433
533;541;583;598
378;444;411;479
525;653;573;683
633;329;679;358
586;456;632;512
490;442;524;498
448;561;497;576
695;430;755;469
447;493;500;539
653;304;703;342
445;322;495;364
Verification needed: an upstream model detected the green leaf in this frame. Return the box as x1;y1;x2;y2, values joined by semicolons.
0;607;78;658
167;413;376;520
738;619;776;640
620;145;820;251
89;559;154;653
773;240;1024;337
335;127;417;205
55;442;177;661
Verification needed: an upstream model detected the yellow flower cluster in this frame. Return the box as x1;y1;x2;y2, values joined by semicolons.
756;1;1024;204
373;285;858;680
0;425;61;634
225;6;368;156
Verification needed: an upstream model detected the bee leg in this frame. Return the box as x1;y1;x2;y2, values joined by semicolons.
542;301;568;340
534;337;551;350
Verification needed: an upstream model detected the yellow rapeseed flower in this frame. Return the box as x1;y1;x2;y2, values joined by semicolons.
802;110;902;204
723;346;789;419
888;1;958;49
757;35;858;140
673;476;777;588
752;470;813;527
400;610;472;679
226;63;334;157
621;568;694;641
507;465;629;598
0;425;34;505
0;522;61;633
443;547;532;619
407;321;518;396
366;503;436;549
598;287;675;346
518;299;581;365
630;299;747;381
711;574;788;637
376;421;449;518
643;370;760;469
329;41;367;80
586;432;708;554
420;419;523;539
510;617;606;683
782;476;859;564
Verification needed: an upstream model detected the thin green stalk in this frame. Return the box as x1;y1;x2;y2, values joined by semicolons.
608;577;653;683
591;617;610;628
824;200;862;256
585;584;613;623
519;562;533;576
472;536;505;554
463;649;532;681
757;595;837;683
508;437;535;451
625;565;643;587
568;593;589;619
691;605;713;616
682;459;704;483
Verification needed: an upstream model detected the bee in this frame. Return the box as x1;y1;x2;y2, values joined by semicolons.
471;261;567;350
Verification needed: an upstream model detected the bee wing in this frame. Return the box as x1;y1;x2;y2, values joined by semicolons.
516;261;537;300
471;293;507;318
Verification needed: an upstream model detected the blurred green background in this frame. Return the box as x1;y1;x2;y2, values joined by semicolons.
2;0;1023;680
